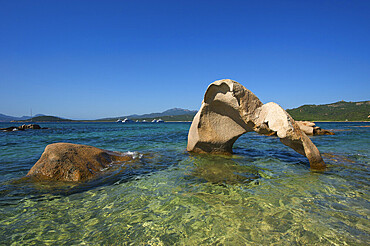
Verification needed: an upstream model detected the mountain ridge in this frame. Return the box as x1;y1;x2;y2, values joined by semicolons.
1;102;369;122
98;108;197;121
0;114;32;122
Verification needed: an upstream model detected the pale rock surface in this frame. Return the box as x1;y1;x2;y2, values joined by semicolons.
187;79;326;170
296;121;335;136
296;121;315;135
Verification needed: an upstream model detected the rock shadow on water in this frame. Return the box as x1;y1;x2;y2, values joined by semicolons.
184;139;318;187
185;153;261;186
321;152;369;185
233;145;310;168
0;151;179;202
0;164;137;202
233;132;316;170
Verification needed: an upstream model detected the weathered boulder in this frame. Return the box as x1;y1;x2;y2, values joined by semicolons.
296;121;315;135
296;121;335;135
313;127;335;136
187;79;326;170
18;124;27;130
28;124;41;129
27;143;133;181
19;124;42;130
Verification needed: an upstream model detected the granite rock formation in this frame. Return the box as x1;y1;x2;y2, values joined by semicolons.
187;79;326;170
296;121;335;136
27;143;133;181
19;124;42;130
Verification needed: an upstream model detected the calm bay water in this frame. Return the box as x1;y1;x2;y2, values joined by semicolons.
0;122;369;245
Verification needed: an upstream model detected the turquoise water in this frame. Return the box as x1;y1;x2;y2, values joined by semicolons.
0;122;369;245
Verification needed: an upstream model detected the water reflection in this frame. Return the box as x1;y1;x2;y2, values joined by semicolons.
186;154;261;185
0;150;185;200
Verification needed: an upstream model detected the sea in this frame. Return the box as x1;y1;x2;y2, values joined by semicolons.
0;121;369;245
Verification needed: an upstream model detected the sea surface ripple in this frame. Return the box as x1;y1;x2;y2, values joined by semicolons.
0;122;369;245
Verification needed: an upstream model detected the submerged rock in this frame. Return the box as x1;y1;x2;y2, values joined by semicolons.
296;121;334;136
187;79;326;170
189;155;260;185
27;143;133;181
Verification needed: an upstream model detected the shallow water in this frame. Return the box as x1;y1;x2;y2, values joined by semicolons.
0;122;369;245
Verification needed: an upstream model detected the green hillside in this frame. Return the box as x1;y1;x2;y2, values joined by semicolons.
21;116;73;122
287;100;370;121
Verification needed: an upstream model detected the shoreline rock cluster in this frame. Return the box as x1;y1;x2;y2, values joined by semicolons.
296;121;335;135
187;79;327;170
1;124;48;132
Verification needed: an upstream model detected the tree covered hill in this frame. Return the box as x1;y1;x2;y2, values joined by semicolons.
286;100;370;121
18;116;73;122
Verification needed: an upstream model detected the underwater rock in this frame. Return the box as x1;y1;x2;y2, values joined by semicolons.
187;79;326;170
296;121;334;136
189;155;260;185
27;143;133;181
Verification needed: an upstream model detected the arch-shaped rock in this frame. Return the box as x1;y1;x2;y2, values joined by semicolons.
187;79;326;170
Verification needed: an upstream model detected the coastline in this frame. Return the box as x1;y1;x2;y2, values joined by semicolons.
4;120;369;124
6;120;193;123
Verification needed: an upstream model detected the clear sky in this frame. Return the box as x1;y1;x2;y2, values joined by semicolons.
1;0;369;119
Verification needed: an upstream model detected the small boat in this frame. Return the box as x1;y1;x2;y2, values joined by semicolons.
122;118;134;123
151;119;164;123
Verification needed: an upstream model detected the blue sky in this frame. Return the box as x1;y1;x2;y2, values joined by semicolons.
1;0;369;119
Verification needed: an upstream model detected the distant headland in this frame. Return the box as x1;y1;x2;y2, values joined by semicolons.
1;102;369;123
286;100;370;122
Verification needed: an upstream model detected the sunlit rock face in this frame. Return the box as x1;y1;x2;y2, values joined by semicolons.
187;79;326;170
27;143;133;181
296;121;335;136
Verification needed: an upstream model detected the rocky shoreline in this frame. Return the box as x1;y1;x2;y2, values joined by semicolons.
0;124;48;132
296;121;335;135
19;80;341;183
